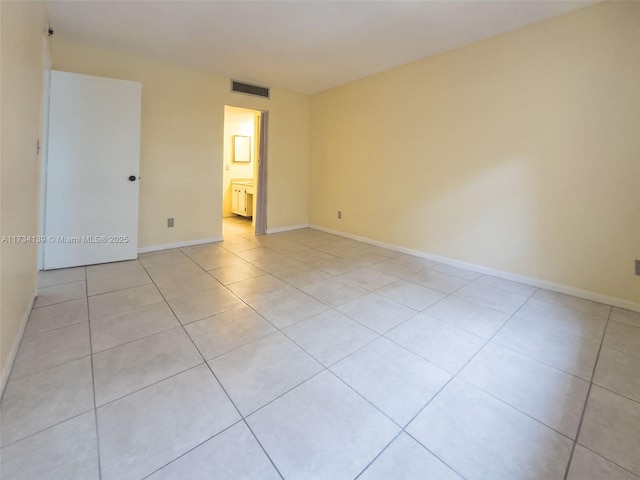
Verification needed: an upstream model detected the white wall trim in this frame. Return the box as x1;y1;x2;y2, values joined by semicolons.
310;224;640;314
38;67;52;271
265;223;309;234
137;236;223;254
1;291;36;399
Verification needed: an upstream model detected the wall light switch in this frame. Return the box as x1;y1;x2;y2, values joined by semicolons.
167;218;174;228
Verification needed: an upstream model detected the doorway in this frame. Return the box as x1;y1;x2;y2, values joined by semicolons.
221;105;267;237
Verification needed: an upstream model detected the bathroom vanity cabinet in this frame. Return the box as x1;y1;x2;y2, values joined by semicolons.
231;181;254;217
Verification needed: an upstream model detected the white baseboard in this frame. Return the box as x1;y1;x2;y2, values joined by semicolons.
310;224;640;314
1;290;36;399
138;236;223;254
266;224;310;234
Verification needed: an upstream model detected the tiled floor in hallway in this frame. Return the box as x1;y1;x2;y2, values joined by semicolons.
1;216;639;479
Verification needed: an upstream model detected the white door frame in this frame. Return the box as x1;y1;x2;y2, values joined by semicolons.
37;38;52;270
221;105;268;236
254;111;268;235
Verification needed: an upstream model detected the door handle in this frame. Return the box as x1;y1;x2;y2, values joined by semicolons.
128;175;137;182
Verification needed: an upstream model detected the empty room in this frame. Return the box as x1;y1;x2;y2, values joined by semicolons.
1;1;639;479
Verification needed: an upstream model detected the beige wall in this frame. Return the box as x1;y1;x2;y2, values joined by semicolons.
222;106;257;217
50;39;310;247
0;1;48;384
310;1;640;304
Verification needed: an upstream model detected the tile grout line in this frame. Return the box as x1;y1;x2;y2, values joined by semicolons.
185;234;610;478
90;323;185;359
435;285;633;391
238;412;287;480
9;314;633;457
378;320;598;440
84;269;103;480
175;234;440;474
178;244;291;302
19;229;637;479
208;267;398;424
138;258;287;480
562;306;614;480
182;228;636;476
36;275;87;290
351;430;406;480
187;334;288;479
30;289;84;309
362;283;541;479
489;323;604;382
225;304;425;467
28;291;86;310
87;279;154;298
568;443;640;479
327;272;534;478
139;419;245;479
5;235;394;461
21;318;91;340
90;256;233;476
0;408;95;450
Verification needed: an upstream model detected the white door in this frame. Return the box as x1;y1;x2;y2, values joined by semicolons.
44;71;141;269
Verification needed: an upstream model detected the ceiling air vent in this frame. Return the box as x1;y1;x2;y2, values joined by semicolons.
231;80;270;99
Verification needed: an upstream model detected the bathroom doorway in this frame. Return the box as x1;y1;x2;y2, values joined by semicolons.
221;105;267;237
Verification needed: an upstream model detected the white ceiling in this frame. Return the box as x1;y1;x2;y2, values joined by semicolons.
46;1;593;94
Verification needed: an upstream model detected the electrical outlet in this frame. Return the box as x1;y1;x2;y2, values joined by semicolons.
337;210;342;219
636;259;640;276
167;218;174;228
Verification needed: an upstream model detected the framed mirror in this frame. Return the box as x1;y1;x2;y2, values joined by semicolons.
233;135;251;163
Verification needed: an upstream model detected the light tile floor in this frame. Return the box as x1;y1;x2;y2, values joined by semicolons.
1;216;639;479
